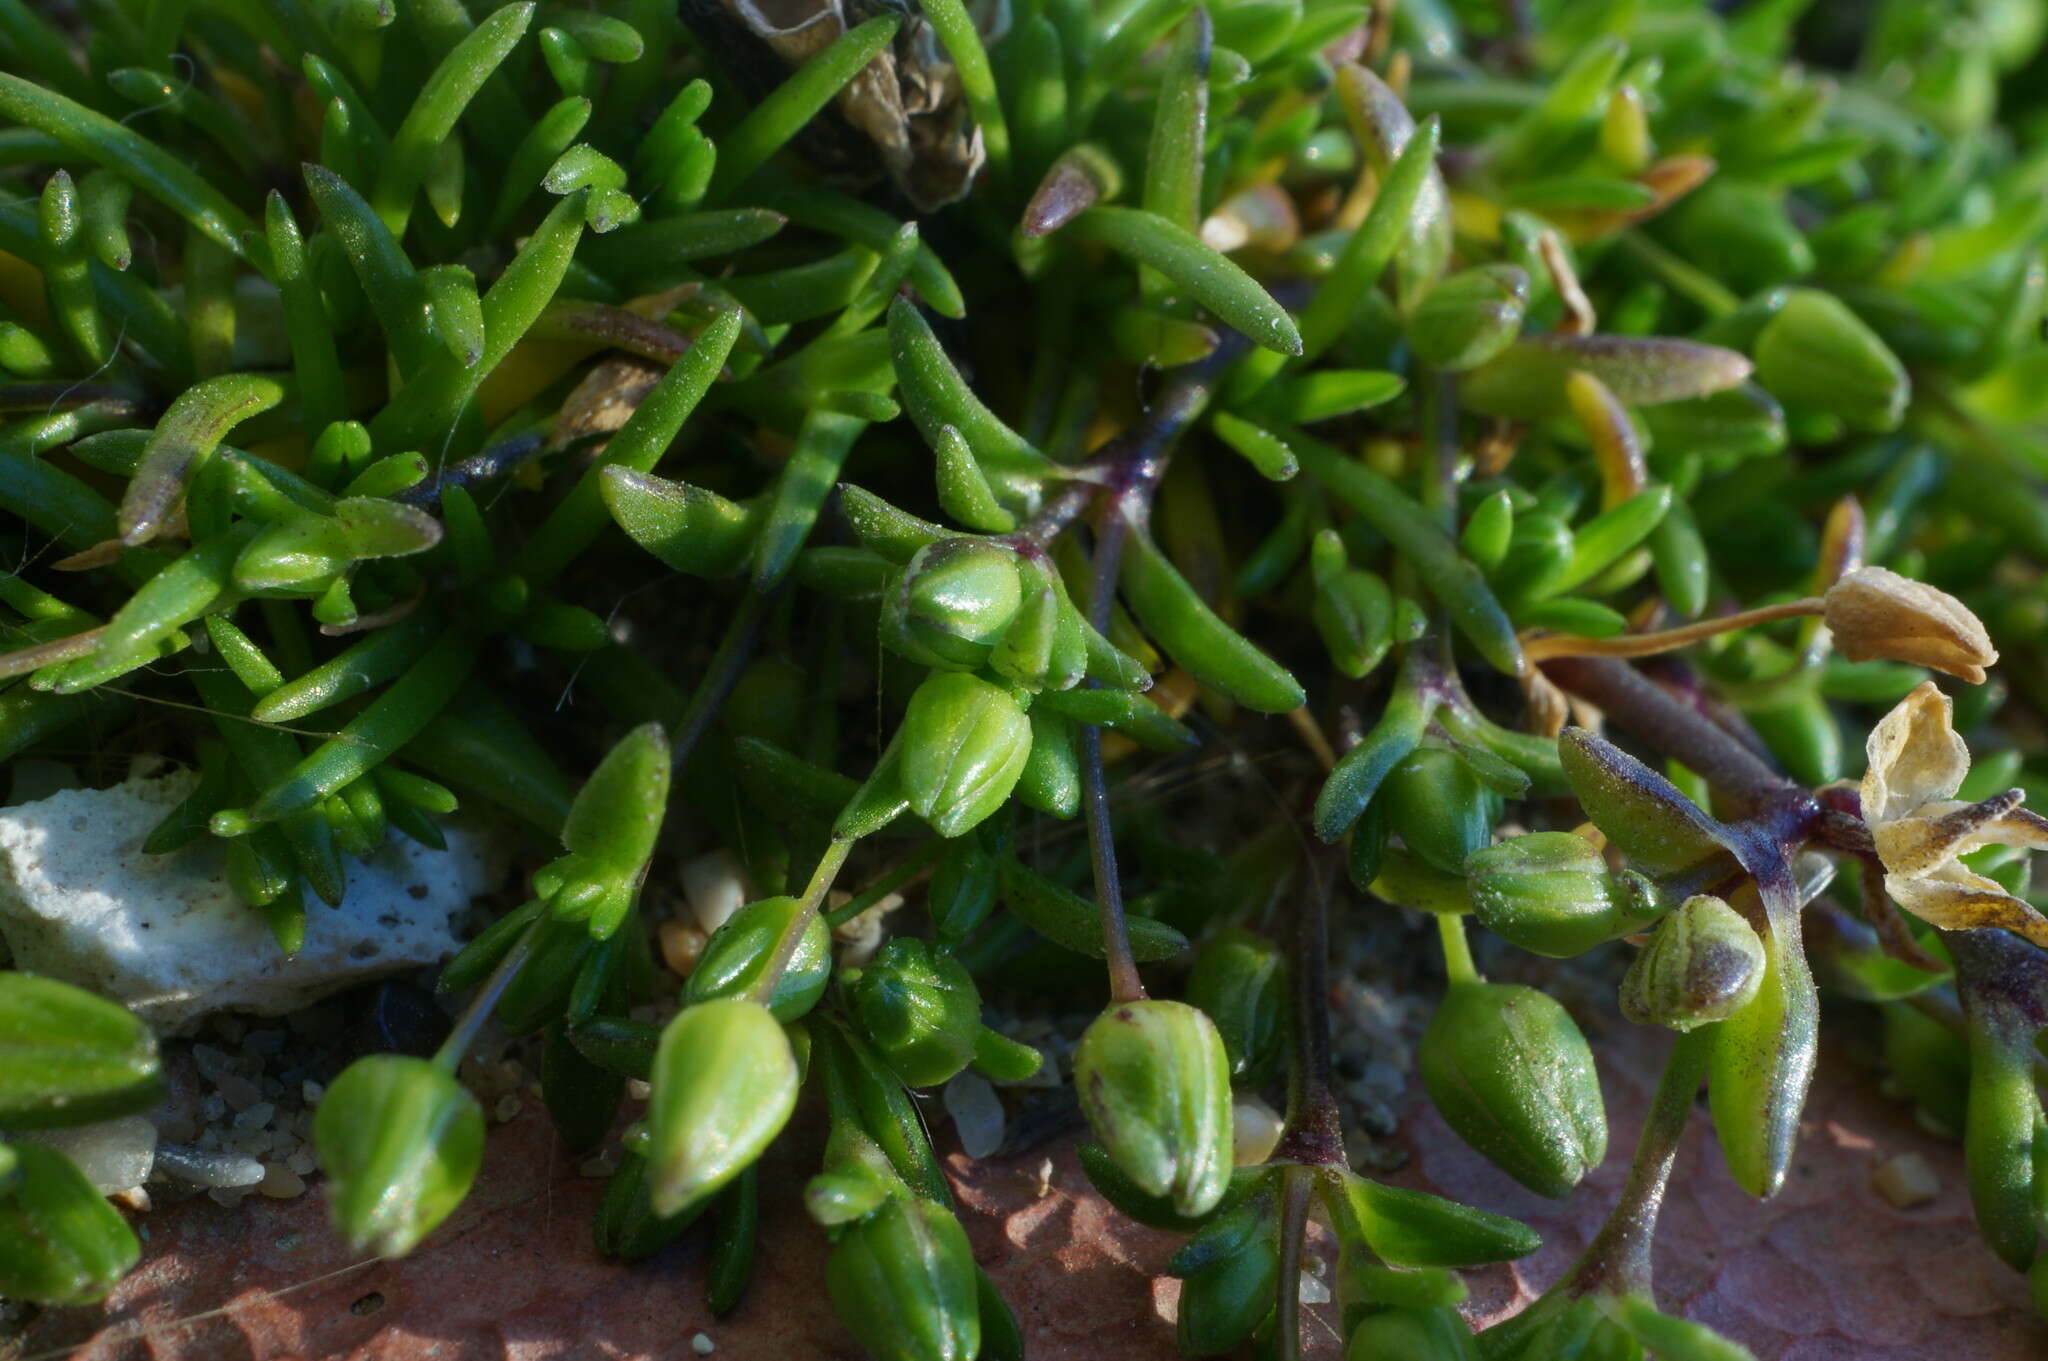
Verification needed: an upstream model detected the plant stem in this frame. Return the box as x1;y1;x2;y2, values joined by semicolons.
1542;654;1796;810
823;839;944;928
434;916;544;1072
753;836;854;1005
1523;598;1824;664
1562;1027;1712;1299
1438;912;1480;985
1013;331;1250;548
1066;344;1247;1003
1080;701;1146;1003
1272;1163;1314;1361
1274;859;1345;1167
0;624;103;680
671;587;772;765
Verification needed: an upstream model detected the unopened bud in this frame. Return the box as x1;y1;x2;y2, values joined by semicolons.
684;896;832;1022
1467;832;1660;958
1074;1000;1234;1218
315;1056;484;1258
883;538;1024;670
900;672;1034;838
826;1197;981;1361
1383;746;1498;875
1419;982;1606;1198
1620;895;1766;1030
645;999;798;1215
0;1142;139;1303
845;939;982;1088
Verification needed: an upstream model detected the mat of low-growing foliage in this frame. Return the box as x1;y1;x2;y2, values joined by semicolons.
4;0;2048;1356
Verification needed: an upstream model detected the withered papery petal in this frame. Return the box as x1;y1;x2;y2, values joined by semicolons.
1860;681;1969;825
1825;566;1996;684
1872;791;2026;876
1885;865;2048;949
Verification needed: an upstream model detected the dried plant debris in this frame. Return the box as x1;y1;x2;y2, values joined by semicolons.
3;0;2048;1357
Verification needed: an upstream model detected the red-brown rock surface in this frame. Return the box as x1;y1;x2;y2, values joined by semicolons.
17;1020;2046;1361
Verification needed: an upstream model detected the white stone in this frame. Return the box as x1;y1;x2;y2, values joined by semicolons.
20;1115;156;1192
0;766;505;1030
1232;1095;1284;1166
682;849;748;934
943;1071;1005;1158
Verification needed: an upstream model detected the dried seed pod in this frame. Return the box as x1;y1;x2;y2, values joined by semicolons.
1824;566;1997;684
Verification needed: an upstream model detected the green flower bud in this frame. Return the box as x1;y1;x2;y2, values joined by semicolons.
827;1197;982;1361
1467;832;1660;958
1407;264;1529;371
1619;894;1766;1031
1185;929;1287;1079
315;1055;485;1257
646;999;799;1215
0;1142;140;1304
1419;982;1606;1198
1753;288;1909;432
685;896;832;1021
901;673;1034;838
1383;746;1498;875
1345;1307;1479;1361
882;538;1025;670
0;973;163;1129
845;939;982;1087
1076;1141;1260;1231
1074;999;1234;1218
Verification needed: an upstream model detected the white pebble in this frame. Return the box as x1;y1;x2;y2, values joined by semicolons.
1297;1269;1331;1306
233;1102;275;1130
24;1115;156;1192
683;850;748;935
691;1334;715;1355
943;1071;1005;1158
1232;1096;1284;1166
154;1144;265;1189
1873;1152;1940;1208
0;767;505;1029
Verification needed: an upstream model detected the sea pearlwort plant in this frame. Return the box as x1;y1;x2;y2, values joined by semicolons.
3;0;2048;1357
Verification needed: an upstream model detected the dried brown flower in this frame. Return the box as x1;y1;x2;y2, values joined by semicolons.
1861;682;2048;947
1823;566;1997;684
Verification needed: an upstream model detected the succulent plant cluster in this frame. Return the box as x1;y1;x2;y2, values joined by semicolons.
5;0;2048;1356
